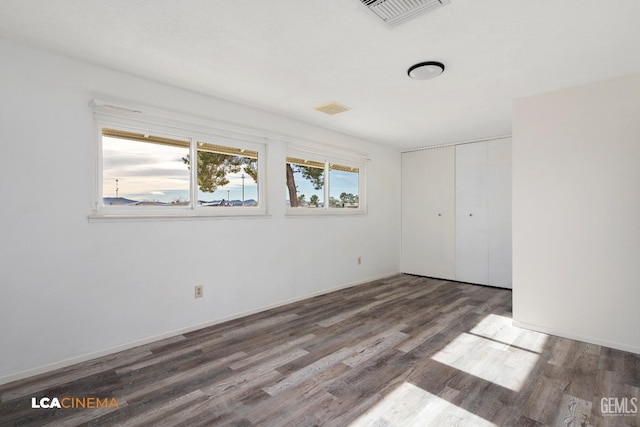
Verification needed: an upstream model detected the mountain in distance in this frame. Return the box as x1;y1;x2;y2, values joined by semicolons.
199;199;257;206
103;197;138;205
103;197;257;206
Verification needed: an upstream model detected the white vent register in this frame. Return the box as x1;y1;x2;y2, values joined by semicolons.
360;0;450;26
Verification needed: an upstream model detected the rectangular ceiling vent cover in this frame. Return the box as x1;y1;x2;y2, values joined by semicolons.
360;0;451;26
313;101;351;116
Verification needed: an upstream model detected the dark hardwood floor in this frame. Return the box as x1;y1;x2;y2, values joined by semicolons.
1;275;638;426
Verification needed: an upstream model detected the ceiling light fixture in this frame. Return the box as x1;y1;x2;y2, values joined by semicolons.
408;61;445;80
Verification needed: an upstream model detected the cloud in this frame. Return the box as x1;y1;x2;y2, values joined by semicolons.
105;166;189;178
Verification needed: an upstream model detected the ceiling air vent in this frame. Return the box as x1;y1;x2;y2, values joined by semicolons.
360;0;451;26
313;101;351;116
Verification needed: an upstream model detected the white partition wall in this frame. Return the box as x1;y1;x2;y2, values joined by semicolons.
513;73;640;353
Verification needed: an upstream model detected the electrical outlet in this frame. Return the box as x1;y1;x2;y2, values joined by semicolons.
357;256;362;265
194;285;203;299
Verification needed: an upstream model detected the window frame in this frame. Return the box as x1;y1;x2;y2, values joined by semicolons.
92;110;267;219
285;148;367;216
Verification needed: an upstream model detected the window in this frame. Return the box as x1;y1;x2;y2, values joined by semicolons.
286;157;325;208
95;112;265;217
285;151;366;214
102;128;191;207
328;163;360;209
195;142;259;208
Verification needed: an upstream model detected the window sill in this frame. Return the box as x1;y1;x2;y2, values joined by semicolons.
89;210;271;222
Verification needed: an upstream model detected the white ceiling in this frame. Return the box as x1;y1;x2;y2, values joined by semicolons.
1;0;639;150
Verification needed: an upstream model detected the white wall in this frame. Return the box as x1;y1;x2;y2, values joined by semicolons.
512;73;640;353
0;40;401;382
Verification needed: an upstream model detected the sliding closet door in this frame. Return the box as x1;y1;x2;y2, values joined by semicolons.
401;147;455;279
401;140;512;287
488;139;512;288
455;142;489;285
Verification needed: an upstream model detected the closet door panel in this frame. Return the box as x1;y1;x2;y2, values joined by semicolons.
455;142;489;285
488;139;513;288
401;150;430;276
401;147;455;279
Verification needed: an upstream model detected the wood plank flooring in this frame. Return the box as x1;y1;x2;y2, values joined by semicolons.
1;275;638;426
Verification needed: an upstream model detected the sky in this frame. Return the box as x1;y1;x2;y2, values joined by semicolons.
102;136;358;205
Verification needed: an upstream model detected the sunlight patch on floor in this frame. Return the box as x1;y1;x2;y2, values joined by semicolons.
349;381;496;427
432;314;548;392
470;314;548;353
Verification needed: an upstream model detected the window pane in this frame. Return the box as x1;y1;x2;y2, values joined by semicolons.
102;130;190;206
285;157;324;208
329;164;359;208
196;142;258;207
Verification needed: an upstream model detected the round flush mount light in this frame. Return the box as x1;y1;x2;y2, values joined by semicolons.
407;61;445;80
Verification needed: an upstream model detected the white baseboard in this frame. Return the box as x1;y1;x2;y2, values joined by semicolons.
512;320;640;355
0;272;399;386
